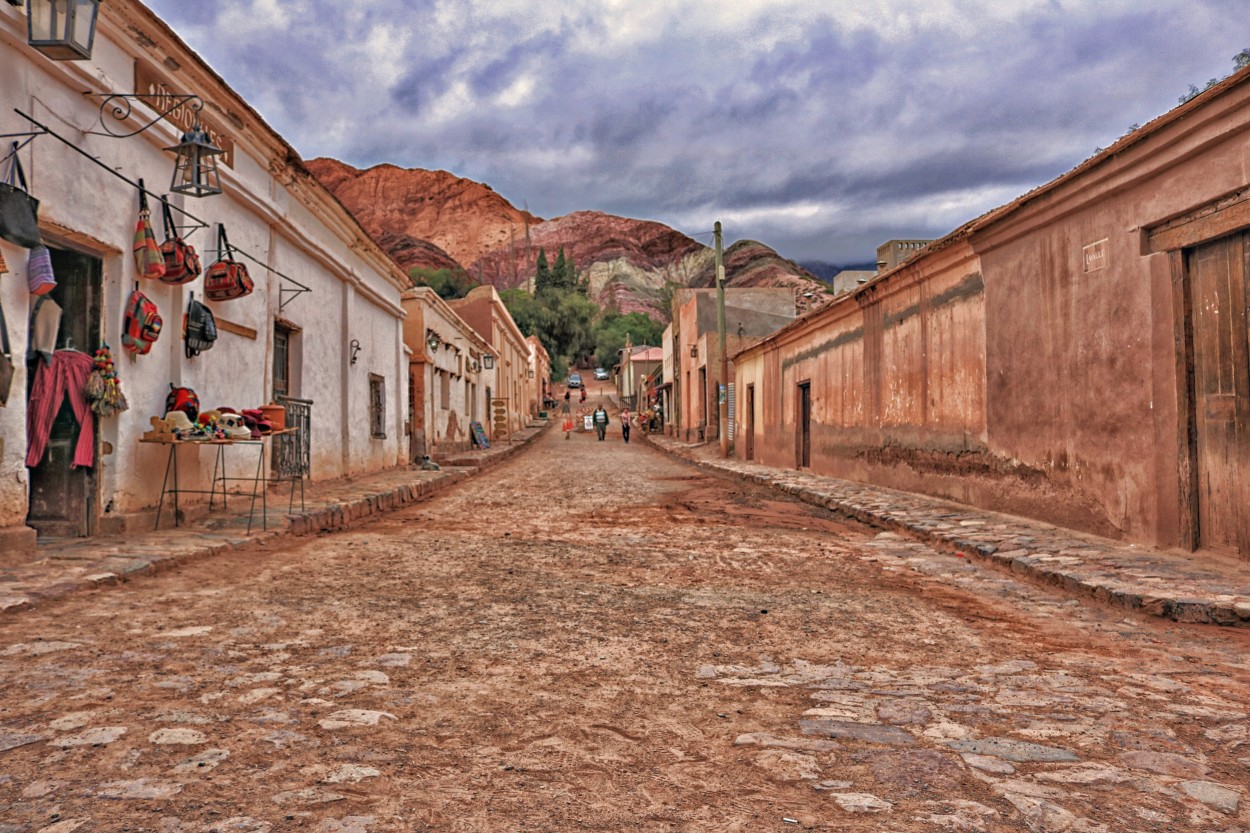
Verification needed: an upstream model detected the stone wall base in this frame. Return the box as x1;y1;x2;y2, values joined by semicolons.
0;525;38;566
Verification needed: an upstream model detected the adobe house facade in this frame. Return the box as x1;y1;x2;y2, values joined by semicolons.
671;288;795;443
735;63;1250;558
401;287;491;458
0;1;410;558
448;286;532;440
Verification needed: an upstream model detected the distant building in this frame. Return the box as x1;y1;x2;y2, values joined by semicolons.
830;270;876;294
876;239;934;272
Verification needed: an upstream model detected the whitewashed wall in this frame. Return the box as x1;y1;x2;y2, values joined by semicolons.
0;2;408;544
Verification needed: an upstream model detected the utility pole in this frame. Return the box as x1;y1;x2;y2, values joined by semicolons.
715;221;729;458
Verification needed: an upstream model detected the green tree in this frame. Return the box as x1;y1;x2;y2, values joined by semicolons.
533;248;553;293
408;267;476;300
592;312;665;369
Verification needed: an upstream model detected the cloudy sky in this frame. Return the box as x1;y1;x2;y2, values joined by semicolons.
147;0;1250;264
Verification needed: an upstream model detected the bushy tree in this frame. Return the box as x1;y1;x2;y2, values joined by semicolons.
593;312;665;368
409;267;476;300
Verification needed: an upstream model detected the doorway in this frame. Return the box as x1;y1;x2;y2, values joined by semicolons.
26;246;102;538
745;384;755;460
797;381;811;469
1185;231;1250;556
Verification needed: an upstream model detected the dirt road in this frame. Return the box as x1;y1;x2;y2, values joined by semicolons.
2;401;1250;831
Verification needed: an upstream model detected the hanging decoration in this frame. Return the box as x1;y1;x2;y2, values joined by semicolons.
85;342;129;417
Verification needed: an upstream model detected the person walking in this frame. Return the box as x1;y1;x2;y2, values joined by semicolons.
580;386;587;404
620;408;631;444
592;404;609;441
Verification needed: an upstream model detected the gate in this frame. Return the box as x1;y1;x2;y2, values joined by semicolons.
272;396;312;480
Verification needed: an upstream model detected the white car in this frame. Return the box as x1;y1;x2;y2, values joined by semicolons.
593;368;610;381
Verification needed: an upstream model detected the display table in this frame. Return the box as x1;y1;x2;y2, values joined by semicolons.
140;428;301;533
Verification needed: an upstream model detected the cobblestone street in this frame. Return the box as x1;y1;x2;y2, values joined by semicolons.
2;416;1250;832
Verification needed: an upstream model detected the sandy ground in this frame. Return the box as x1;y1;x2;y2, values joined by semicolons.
2;396;1250;832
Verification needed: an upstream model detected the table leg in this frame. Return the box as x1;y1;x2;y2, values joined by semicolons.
246;441;264;535
155;443;175;530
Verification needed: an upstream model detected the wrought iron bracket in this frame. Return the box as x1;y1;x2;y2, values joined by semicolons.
83;92;204;139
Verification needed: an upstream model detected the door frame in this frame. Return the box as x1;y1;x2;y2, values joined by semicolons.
1170;233;1250;553
25;239;104;538
796;380;811;469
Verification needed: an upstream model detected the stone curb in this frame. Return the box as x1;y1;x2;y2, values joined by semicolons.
645;434;1250;629
1;421;550;618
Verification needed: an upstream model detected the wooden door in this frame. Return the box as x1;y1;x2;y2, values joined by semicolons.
1188;232;1250;555
27;247;101;538
797;381;811;468
745;384;755;460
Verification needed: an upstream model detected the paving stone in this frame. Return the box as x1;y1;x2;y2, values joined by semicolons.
800;718;916;745
0;728;47;752
94;778;182;799
830;792;892;813
1180;780;1241;813
961;752;1015;774
876;699;933;725
324;764;381;784
1;641;80;656
1117;750;1208;778
1001;793;1083;833
375;653;411;667
34;821;87;833
734;732;838;753
48;726;126;747
172;748;230;773
945;737;1078;763
47;712;93;732
159;625;213;638
315;818;376;833
149;727;207;745
318;709;397;730
753;749;821;781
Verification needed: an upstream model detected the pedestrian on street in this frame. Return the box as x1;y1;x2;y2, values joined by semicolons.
620;408;631;444
561;389;571;415
592;405;609;441
580;386;587;404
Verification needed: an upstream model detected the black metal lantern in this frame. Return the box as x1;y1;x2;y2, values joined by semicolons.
27;0;100;60
482;355;495;370
166;122;223;197
425;330;440;353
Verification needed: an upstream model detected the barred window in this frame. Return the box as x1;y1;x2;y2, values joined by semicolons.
369;374;386;439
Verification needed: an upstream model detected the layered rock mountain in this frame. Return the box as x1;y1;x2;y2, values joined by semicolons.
307;158;828;319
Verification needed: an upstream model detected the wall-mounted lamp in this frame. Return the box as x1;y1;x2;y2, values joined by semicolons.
689;345;698;358
482;355;495;370
85;92;223;197
527;369;535;379
166;124;223;197
425;330;440;353
349;339;361;365
27;0;101;61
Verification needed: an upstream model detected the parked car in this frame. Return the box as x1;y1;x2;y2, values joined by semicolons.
593;368;610;381
567;373;583;388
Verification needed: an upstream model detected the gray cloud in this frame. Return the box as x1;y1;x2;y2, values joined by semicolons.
147;0;1250;262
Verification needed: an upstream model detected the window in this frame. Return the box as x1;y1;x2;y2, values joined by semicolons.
273;324;291;399
369;374;386;439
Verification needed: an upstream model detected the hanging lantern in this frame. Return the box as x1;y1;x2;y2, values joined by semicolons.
482;355;495;370
166;123;223;197
27;0;100;60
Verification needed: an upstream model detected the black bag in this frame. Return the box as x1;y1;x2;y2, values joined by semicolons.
0;143;41;248
0;296;14;407
184;291;218;358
